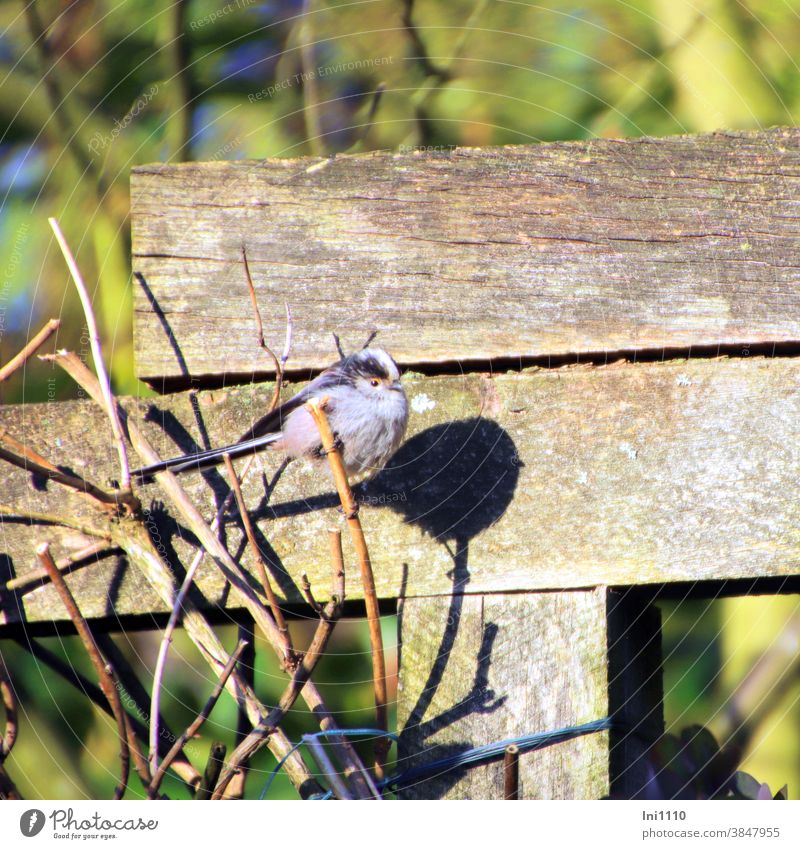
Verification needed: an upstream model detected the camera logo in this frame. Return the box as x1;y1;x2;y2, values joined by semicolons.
20;809;46;837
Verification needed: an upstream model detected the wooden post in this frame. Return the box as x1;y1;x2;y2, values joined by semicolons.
397;590;663;799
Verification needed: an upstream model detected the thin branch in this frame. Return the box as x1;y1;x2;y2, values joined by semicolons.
347;83;386;153
504;744;520;800
228;620;255;800
195;742;226;800
223;452;294;663
48;219;133;494
149;640;248;799
300;571;322;613
304;736;352;799
212;529;354;799
36;543;129;799
241;245;287;413
305;397;389;778
280;302;293;371
0;429;121;509
95;632;198;788
147;466;256;777
0;503;111;539
14;637;197;788
0;656;18;762
5;539;113;594
0;318;60;382
121;401;370;794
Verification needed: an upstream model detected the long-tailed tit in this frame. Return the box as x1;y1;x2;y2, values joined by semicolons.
132;347;409;484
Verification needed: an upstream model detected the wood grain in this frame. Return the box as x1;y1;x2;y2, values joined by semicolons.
131;128;800;383
396;591;612;799
2;356;800;628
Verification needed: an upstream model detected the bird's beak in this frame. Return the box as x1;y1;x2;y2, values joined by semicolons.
390;381;403;391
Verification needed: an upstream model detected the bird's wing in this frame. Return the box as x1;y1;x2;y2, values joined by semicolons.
242;365;349;440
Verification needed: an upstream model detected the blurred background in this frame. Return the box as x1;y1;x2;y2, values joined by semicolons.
0;0;798;798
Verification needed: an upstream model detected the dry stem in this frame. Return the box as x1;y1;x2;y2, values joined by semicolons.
36;542;130;799
223;452;293;662
211;529;355;799
304;397;389;778
0;429;119;509
0;318;60;382
149;640;248;798
4;540;112;594
48;219;132;493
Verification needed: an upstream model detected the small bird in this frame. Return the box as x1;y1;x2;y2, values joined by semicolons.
132;347;409;484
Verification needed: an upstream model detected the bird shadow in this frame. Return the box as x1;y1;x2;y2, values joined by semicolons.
365;417;522;797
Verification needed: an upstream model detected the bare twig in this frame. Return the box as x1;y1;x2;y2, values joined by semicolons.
400;0;489;148
305;397;389;778
0;429;120;509
48;219;133;494
280;302;293;371
149;640;248;799
36;543;130;799
196;742;227;799
14;637;197;788
5;539;113;594
304;736;352;799
0;503;111;539
228;620;255;800
241;245;285;413
211;529;357;799
300;571;322;613
347;83;386;152
0;656;17;762
0;318;60;382
223;453;293;663
95;633;194;790
147;469;256;776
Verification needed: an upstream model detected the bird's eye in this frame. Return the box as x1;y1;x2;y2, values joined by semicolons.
370;378;380;388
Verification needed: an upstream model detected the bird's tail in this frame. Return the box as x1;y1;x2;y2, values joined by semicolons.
131;432;283;484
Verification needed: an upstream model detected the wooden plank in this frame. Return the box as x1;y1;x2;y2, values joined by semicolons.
131;128;800;383
395;590;615;799
2;356;800;628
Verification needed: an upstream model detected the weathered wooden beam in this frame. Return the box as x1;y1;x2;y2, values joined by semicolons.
396;589;663;798
2;356;800;629
131;128;800;384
